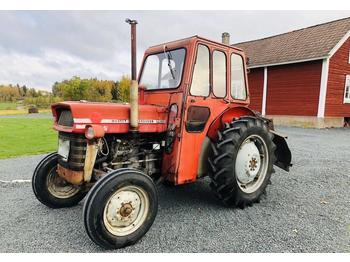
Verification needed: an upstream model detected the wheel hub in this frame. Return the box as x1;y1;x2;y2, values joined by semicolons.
249;157;258;171
235;140;261;184
46;167;80;199
119;202;134;217
105;191;140;227
103;185;149;237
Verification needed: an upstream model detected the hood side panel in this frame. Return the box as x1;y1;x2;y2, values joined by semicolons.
52;102;168;133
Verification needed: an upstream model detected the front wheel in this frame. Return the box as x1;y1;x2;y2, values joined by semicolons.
83;168;158;249
32;153;87;208
208;117;276;208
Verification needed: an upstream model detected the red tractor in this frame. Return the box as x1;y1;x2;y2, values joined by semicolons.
32;19;292;249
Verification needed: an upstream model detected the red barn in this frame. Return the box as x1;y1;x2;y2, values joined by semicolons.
235;17;350;128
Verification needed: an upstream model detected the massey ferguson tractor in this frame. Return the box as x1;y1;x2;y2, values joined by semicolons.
32;19;292;249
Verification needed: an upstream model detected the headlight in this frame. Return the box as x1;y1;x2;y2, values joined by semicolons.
85;126;95;140
85;125;105;140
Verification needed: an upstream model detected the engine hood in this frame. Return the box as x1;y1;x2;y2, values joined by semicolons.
52;101;168;133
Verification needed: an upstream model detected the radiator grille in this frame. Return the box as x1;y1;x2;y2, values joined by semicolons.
58;132;86;171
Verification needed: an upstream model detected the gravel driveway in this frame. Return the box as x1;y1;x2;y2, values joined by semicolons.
0;126;349;252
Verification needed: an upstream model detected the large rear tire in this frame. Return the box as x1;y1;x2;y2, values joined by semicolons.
83;168;158;249
32;153;87;208
208;117;276;208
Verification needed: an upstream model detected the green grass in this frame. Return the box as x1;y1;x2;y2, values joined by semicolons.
0;102;17;110
0;118;57;159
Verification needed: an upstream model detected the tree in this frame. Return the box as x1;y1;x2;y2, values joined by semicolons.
111;81;120;101
52;82;61;97
0;85;20;101
118;76;131;102
21;85;28;96
51;76;117;102
27;88;38;97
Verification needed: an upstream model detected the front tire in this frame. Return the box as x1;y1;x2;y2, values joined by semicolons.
32;153;87;208
208;117;276;208
83;168;158;249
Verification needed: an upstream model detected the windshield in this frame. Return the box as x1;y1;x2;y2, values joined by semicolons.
139;48;186;90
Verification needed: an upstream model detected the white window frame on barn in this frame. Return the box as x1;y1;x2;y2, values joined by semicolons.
344;75;350;103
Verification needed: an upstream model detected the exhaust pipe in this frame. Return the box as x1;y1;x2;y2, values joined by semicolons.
126;18;139;131
222;32;230;45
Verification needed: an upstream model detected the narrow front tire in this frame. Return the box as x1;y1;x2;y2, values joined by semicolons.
83;168;158;249
32;153;86;208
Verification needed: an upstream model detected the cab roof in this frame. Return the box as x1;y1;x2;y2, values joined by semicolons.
146;35;243;54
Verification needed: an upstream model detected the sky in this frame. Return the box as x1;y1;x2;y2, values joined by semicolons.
0;10;349;91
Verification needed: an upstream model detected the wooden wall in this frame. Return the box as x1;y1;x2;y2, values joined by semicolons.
325;37;350;117
247;67;264;112
266;60;323;116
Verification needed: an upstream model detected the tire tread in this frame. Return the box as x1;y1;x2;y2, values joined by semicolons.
208;116;276;208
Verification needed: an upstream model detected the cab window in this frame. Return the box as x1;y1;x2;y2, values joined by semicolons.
190;45;210;96
231;53;247;100
213;50;226;98
140;48;186;90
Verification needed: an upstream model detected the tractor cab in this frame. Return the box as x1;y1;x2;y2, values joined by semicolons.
140;35;249;107
138;36;265;184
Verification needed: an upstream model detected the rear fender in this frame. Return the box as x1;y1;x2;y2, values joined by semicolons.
270;130;292;171
207;106;256;141
206;109;292;171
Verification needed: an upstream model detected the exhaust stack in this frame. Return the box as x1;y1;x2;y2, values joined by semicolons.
222;32;230;45
126;18;139;131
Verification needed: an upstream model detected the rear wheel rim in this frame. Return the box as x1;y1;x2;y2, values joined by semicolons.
103;185;149;237
46;167;80;198
235;134;269;194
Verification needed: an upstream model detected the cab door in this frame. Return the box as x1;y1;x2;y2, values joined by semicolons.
176;43;230;184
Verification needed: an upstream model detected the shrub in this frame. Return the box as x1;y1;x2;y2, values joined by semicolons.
24;96;62;108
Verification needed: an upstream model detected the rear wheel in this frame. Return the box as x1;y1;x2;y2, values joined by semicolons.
83;168;158;249
32;153;86;208
208;117;276;208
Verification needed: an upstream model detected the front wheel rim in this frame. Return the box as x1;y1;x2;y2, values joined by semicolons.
103;185;150;237
46;167;80;198
235;134;269;194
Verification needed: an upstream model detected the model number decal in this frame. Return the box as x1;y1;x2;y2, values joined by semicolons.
101;119;129;124
101;119;166;124
73;118;92;123
139;119;166;124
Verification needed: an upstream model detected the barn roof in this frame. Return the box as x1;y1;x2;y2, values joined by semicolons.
234;17;350;68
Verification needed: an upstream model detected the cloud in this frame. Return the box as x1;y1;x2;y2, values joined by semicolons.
0;47;128;87
0;10;349;90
